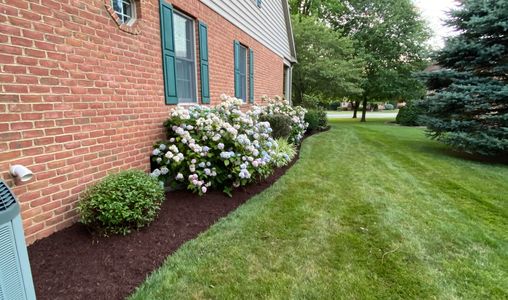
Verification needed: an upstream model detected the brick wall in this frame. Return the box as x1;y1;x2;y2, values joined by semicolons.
0;0;286;244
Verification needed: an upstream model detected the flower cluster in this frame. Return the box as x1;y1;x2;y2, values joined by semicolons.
151;95;279;195
257;96;308;144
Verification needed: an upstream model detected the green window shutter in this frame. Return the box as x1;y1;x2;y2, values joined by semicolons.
159;0;178;104
249;49;254;103
199;21;210;104
234;40;241;99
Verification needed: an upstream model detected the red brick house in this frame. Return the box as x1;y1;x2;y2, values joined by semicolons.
0;0;297;244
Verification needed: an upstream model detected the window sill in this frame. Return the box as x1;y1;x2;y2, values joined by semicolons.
177;103;199;107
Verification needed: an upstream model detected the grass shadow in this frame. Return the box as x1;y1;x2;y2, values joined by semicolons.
439;149;508;165
410;143;508;166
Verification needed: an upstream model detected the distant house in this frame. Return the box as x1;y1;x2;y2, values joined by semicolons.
423;64;443;73
0;0;296;244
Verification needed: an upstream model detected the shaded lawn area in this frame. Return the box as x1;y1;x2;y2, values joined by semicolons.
130;119;508;299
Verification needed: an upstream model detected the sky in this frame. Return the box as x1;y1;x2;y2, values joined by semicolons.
412;0;460;49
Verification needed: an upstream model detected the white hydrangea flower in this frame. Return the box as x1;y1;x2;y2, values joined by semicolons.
150;169;161;177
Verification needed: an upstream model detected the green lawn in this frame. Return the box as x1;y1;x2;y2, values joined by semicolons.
326;110;399;114
130;119;508;300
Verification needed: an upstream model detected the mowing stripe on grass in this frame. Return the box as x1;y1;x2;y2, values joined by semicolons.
130;120;508;300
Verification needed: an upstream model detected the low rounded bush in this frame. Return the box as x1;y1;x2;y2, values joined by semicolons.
384;103;395;110
396;101;424;126
305;109;327;132
329;102;341;111
259;114;292;139
78;170;165;236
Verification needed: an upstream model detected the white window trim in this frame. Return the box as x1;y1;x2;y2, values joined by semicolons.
111;0;137;26
173;10;199;104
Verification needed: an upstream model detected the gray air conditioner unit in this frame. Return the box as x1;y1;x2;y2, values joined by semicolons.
0;181;36;300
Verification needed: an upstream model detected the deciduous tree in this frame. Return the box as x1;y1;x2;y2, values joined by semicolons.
291;15;364;106
290;0;430;120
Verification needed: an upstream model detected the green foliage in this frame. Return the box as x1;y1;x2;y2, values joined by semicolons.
272;138;298;168
437;0;507;79
290;0;431;121
260;97;308;144
420;0;508;156
291;15;364;105
78;170;165;236
396;102;423;126
304;109;327;131
329;102;341;111
259;114;292;139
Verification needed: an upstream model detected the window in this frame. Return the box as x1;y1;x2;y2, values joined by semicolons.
283;65;288;98
234;41;254;103
283;65;292;102
160;2;207;105
238;45;248;101
111;0;136;25
173;12;197;103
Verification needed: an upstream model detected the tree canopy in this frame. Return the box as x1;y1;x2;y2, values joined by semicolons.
420;0;508;156
290;0;430;121
291;15;364;106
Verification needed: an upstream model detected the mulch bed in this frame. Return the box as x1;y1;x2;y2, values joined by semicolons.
27;136;312;300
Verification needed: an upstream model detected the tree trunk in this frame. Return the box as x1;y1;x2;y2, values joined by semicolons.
352;101;359;118
361;98;368;122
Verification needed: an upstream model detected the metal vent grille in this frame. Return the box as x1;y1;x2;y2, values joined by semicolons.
0;223;26;300
0;182;16;212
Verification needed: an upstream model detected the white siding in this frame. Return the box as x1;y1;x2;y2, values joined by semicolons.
200;0;296;62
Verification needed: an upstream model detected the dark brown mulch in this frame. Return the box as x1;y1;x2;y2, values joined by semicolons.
28;150;303;300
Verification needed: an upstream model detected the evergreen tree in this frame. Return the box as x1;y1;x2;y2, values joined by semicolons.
421;0;508;156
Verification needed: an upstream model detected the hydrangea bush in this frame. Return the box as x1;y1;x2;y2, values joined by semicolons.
151;95;307;196
257;96;308;144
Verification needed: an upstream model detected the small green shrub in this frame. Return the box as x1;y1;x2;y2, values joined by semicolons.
259;114;292;139
396;101;424;126
78;170;165;236
384;103;395;110
272;138;297;168
329;102;341;111
305;109;328;132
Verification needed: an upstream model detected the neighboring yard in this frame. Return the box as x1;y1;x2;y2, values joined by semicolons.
327;110;399;119
130;119;508;299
